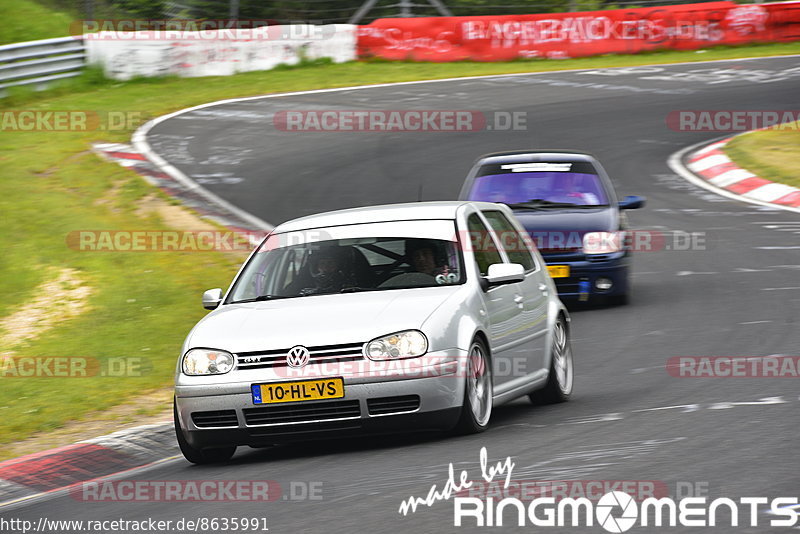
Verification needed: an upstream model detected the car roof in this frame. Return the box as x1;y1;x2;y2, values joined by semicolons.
476;150;598;164
272;201;501;233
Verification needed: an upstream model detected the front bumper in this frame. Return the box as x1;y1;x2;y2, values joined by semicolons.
543;251;630;299
175;350;466;447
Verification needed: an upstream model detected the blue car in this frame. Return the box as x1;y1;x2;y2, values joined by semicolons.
459;151;645;305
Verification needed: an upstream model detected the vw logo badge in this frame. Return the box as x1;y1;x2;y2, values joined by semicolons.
286;345;310;368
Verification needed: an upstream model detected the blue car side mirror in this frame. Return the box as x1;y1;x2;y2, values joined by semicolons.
619;195;646;210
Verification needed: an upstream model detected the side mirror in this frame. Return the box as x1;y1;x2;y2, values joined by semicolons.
484;263;525;289
619;195;646;210
202;288;223;310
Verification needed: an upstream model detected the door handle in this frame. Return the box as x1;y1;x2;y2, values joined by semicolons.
514;295;524;305
538;283;549;295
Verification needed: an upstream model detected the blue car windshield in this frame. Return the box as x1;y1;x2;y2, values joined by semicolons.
468;172;609;207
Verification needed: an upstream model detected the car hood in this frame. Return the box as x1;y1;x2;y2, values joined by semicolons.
187;286;462;353
512;206;617;234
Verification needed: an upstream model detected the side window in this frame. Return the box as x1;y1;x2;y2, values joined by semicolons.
482;211;536;272
467;213;503;276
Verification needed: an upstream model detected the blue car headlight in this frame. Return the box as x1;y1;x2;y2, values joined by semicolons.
583;231;624;254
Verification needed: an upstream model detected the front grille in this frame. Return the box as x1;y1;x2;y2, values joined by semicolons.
191;410;238;428
248;419;362;437
367;395;420;415
553;277;581;294
243;400;361;426
587;254;613;262
235;342;365;370
539;248;582;256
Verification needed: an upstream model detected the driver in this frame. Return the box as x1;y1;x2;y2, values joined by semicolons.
552;174;600;205
290;246;355;295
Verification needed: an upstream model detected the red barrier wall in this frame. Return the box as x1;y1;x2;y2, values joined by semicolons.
358;1;800;61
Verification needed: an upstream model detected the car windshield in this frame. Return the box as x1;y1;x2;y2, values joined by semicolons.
228;233;464;303
468;171;609;207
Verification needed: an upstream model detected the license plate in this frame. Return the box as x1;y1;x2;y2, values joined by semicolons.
251;378;344;405
547;265;570;278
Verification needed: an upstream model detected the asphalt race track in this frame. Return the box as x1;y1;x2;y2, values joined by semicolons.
6;56;800;533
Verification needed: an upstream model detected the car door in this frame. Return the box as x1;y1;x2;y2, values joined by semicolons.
481;209;551;377
467;212;526;392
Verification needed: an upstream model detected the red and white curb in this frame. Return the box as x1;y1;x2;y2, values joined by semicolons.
670;136;800;213
92;142;272;239
0;140;273;509
0;422;175;509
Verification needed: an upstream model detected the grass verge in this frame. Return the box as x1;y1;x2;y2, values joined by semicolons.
0;0;74;45
0;41;799;457
723;121;800;189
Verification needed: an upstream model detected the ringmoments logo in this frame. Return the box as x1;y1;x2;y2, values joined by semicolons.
398;447;800;533
452;493;799;529
396;448;798;531
596;491;638;532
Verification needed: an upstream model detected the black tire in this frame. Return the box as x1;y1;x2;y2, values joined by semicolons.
607;270;632;306
529;316;574;404
453;338;493;434
606;293;630;306
174;399;236;464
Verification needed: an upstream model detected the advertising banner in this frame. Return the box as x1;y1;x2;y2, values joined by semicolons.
358;2;800;61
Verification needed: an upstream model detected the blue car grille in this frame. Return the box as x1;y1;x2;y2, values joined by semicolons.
540;251;584;262
552;278;581;294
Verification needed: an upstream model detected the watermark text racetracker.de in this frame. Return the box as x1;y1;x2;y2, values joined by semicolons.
72;18;336;40
1;111;144;132
528;230;706;253
0;356;148;378
273;110;527;132
666;110;800;132
67;230;268;252
66;229;706;253
68;479;322;502
667;356;800;378
275;353;527;380
459;480;670;502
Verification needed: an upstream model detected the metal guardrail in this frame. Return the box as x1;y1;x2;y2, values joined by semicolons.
0;37;86;97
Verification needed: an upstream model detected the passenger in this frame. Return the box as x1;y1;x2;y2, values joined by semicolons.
407;240;450;278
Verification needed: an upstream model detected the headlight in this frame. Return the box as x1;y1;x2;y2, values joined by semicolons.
182;348;234;375
365;330;428;361
583;231;624;254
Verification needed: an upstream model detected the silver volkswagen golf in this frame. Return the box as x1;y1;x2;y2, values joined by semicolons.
174;201;574;463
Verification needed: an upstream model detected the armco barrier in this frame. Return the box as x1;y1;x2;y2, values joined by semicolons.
0;25;357;92
0;36;86;96
357;1;800;61
85;25;357;80
2;3;798;93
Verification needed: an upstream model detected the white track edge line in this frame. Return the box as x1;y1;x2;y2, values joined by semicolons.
133;54;800;229
0;456;182;511
668;137;800;214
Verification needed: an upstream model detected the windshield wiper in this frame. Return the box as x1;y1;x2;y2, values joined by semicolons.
506;199;607;210
505;199;572;209
233;294;293;303
340;287;372;293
